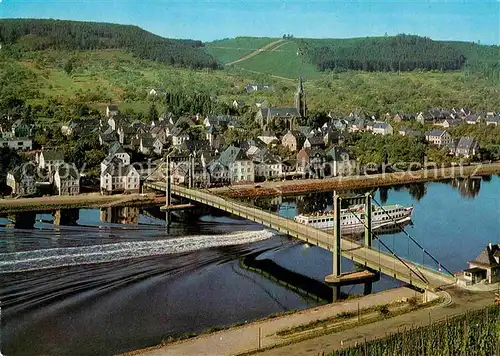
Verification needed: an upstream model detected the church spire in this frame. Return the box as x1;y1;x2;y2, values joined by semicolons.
295;76;306;118
297;76;304;94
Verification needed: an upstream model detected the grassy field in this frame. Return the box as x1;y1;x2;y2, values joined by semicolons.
205;37;280;65
206;37;279;49
206;38;323;79
231;41;322;79
205;37;322;79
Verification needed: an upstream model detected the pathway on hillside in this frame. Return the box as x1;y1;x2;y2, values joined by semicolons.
225;39;286;66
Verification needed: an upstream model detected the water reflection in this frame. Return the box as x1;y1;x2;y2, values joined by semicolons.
253;177;486;215
449;177;481;199
407;183;427;201
100;207;140;225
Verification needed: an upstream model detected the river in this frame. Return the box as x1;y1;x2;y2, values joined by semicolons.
0;176;499;355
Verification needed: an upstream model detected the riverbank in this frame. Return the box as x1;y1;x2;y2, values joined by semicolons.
0;193;165;214
211;163;500;198
120;287;424;356
123;285;498;356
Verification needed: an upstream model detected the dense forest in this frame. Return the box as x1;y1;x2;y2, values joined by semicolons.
0;19;220;69
299;35;485;72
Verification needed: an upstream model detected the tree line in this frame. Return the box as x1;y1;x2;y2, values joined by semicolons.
299;35;468;72
0;19;220;70
165;92;239;116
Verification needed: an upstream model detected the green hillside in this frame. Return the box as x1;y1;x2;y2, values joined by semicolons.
1;23;499;118
0;49;249;116
206;35;499;82
0;18;220;69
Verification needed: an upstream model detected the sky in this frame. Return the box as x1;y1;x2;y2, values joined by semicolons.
0;0;499;44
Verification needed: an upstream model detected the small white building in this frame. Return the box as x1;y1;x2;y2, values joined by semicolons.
255;157;283;179
54;164;80;196
100;158;140;195
372;122;393;136
38;151;65;172
230;158;255;183
425;130;453;147
171;128;190;147
257;132;279;146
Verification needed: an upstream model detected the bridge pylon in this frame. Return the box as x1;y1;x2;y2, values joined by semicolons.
325;194;379;300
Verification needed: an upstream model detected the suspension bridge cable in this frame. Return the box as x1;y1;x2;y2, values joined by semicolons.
371;197;454;277
347;206;429;284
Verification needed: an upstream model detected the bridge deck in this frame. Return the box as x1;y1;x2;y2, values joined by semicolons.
145;182;456;291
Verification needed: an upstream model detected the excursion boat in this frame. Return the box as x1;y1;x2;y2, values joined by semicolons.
294;204;414;234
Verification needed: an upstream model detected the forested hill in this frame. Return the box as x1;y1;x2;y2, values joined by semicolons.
298;35;498;72
0;19;220;69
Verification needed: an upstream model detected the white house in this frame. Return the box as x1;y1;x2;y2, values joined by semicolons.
38;151;65;172
257;132;279;146
485;117;500;126
425;130;453;147
54;164;80;196
171;127;190;147
455;137;480;158
372;122;393;135
232;100;245;109
100;158;140;195
229;157;255;183
254;156;283;179
217;145;255;183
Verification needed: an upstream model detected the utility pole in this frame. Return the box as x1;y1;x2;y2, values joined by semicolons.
333;194;342;301
364;193;372;247
165;153;172;227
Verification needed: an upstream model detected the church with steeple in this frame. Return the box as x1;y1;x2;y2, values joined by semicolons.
255;77;307;130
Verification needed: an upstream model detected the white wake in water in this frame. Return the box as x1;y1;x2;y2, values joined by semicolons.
0;230;276;273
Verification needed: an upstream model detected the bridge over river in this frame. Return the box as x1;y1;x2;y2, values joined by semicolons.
145;180;456;292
